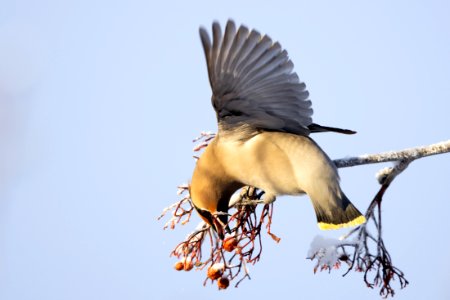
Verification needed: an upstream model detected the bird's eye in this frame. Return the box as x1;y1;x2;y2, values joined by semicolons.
194;207;216;229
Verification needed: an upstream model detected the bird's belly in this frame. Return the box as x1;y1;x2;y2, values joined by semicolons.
219;133;312;196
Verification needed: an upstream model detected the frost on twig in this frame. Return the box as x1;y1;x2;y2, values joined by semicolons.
157;184;193;229
333;140;450;169
160;134;449;295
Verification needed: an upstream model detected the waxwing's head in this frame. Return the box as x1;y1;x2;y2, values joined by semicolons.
189;184;227;239
193;206;226;240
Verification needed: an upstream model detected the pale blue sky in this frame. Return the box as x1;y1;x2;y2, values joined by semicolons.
1;1;449;299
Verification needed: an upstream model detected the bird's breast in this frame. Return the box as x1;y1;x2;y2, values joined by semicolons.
216;132;327;195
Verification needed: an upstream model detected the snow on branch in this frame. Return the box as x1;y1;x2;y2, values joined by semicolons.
159;136;449;297
333;140;450;169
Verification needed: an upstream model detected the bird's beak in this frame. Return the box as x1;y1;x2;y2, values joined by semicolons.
193;205;226;239
212;217;225;240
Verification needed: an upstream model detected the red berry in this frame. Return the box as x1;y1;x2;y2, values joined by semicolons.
223;237;238;252
207;264;224;280
174;261;184;271
217;277;229;289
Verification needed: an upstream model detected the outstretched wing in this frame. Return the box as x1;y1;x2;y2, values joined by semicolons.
199;20;313;136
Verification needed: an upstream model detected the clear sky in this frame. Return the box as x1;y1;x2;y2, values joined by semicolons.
1;1;449;299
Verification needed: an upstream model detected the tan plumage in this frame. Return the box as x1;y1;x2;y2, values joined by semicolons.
190;20;365;238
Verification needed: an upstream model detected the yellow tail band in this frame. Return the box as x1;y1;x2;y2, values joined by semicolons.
318;215;366;230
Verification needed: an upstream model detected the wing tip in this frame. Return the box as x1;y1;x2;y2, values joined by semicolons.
199;26;210;43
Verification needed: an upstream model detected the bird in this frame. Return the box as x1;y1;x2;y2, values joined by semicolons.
189;20;366;239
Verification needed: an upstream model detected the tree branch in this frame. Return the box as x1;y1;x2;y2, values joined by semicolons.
333;140;450;168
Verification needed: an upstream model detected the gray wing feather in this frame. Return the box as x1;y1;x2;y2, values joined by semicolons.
200;20;313;136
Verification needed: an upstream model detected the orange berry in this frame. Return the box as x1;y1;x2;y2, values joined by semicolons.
207;265;223;280
184;260;194;271
217;277;229;289
174;261;184;271
223;237;238;252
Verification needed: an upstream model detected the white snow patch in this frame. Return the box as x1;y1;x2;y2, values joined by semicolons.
210;263;225;271
376;166;393;184
307;235;342;267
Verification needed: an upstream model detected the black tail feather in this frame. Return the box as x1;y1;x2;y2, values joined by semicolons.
308;123;356;135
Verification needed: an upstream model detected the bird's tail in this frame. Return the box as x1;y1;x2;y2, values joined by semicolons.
311;193;366;230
